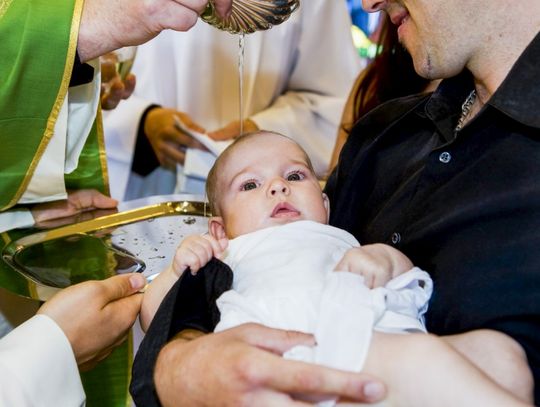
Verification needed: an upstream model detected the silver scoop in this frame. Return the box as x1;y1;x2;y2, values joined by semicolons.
201;0;300;34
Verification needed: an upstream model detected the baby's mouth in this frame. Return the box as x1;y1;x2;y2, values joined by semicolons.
271;202;300;218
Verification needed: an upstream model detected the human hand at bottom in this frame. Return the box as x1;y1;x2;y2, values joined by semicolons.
38;273;146;371
155;323;386;406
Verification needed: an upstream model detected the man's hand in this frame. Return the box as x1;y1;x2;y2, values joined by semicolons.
78;0;233;63
101;73;135;110
207;118;259;141
38;273;146;371
144;108;207;168
30;189;118;227
100;51;136;109
155;323;387;406
172;234;228;276
334;244;414;288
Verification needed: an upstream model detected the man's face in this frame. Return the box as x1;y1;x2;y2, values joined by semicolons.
362;0;475;79
214;133;329;239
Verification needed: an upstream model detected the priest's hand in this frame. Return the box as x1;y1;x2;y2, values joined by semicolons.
38;273;146;371
30;189;118;228
78;0;233;62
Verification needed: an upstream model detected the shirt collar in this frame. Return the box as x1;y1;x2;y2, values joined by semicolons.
424;31;540;141
490;31;540;129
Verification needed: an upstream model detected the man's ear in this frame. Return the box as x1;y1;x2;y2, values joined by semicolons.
208;216;227;240
322;193;330;223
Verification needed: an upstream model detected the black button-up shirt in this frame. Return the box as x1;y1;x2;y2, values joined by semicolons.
326;32;540;401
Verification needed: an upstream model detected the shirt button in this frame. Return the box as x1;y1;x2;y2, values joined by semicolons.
439;151;452;163
391;232;401;245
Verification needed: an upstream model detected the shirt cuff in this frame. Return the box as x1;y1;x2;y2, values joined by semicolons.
0;315;85;406
0;208;35;234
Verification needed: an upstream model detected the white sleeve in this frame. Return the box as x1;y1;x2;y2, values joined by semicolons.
250;0;364;177
374;267;434;333
0;315;85;407
0;208;35;234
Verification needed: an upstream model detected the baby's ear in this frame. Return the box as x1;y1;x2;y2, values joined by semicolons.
208;216;227;240
322;193;330;222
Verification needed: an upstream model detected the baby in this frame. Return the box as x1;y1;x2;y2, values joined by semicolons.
140;131;529;406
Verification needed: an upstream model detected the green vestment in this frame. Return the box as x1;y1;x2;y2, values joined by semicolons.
0;1;130;405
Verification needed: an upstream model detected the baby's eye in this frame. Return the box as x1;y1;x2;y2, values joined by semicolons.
286;171;305;181
241;181;258;191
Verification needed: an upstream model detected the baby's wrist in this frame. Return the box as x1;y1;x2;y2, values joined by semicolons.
166;263;184;279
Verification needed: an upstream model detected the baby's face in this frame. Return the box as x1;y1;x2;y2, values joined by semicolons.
215;133;329;239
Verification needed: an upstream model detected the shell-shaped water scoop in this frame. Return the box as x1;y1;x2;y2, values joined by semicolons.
201;0;300;34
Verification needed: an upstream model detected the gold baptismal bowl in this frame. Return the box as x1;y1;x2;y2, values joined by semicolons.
201;0;300;34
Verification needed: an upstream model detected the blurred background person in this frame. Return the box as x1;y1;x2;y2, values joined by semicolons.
104;0;363;200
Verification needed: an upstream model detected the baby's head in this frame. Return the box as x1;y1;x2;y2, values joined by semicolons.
206;131;330;239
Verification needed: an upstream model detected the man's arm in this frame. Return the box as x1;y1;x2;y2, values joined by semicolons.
77;0;232;62
154;323;387;406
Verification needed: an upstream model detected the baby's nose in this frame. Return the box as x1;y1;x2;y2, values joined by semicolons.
269;179;289;196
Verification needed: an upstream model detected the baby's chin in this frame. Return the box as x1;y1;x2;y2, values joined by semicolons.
238;217;303;237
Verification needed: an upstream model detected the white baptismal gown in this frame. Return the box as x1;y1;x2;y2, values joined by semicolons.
215;221;433;379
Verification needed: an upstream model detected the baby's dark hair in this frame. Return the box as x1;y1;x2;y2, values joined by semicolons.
205;131;315;215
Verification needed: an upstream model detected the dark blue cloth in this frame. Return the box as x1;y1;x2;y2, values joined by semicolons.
130;258;233;406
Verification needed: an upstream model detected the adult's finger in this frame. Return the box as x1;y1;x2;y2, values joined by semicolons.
67;189;118;210
161;141;186;166
122;74;137;98
244;390;312;406
212;0;233;18
262;358;386;403
232;324;316;355
97;273;147;302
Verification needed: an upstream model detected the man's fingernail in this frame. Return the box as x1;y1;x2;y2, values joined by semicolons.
364;382;385;399
130;274;146;290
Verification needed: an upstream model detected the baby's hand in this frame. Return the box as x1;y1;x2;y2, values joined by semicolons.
172;234;228;276
333;244;414;288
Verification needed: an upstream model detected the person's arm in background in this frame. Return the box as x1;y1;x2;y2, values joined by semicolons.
209;0;364;178
0;273;146;406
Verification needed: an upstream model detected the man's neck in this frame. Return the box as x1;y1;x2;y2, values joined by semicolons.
467;2;540;104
